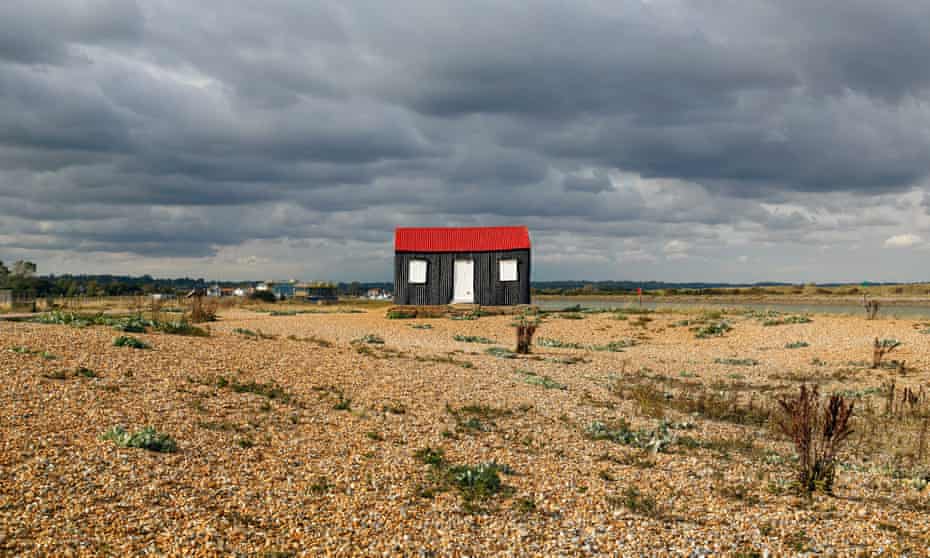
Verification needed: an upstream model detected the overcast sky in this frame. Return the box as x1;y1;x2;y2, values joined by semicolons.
3;1;930;282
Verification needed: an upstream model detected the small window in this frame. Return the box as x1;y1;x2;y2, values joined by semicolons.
499;259;518;282
409;259;427;284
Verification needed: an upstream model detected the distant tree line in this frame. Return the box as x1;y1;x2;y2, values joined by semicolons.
0;266;916;298
0;263;221;297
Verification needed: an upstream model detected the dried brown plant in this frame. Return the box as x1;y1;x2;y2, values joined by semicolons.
775;385;854;494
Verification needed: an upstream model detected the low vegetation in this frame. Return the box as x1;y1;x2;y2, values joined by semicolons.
453;334;496;344
387;310;417;319
102;425;177;453
714;357;759;366
413;446;513;512
485;346;517;359
113;335;149;349
353;334;385;345
216;376;293;404
34;310;208;336
585;419;677;453
516;369;566;390
762;315;812;326
233;328;276;340
513;313;540;354
693;321;732;338
775;385;854;494
872;338;901;369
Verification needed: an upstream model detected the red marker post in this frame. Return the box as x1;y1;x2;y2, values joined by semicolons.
637;287;643;306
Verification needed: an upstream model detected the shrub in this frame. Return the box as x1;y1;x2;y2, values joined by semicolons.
189;296;218;323
873;338;901;369
514;314;540;354
250;290;277;303
774;385;854;494
102;425;177;453
113;336;149;349
450;463;504;502
864;296;880;320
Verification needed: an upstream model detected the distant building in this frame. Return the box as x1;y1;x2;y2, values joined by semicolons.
393;226;531;306
263;281;296;300
206;284;222;297
367;288;392;300
296;282;338;303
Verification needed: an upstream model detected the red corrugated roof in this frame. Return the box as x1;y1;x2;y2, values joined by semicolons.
395;226;531;253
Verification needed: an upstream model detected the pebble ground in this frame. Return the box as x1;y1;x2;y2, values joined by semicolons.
2;305;929;556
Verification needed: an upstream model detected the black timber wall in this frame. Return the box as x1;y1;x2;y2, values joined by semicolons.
394;249;531;306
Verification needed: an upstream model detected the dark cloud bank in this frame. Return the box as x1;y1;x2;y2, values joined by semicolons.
2;0;930;282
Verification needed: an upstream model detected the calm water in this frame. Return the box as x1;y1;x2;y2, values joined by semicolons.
532;298;930;319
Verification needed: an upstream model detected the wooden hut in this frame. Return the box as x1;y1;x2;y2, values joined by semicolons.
393;226;531;306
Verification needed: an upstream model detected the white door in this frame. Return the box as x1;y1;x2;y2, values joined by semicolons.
453;260;474;303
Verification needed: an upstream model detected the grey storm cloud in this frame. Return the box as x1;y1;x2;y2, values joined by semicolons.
2;0;930;281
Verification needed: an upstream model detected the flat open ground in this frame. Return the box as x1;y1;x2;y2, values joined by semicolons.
2;304;930;556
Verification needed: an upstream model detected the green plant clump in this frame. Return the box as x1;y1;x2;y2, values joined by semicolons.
694;322;732;338
113;336;149;349
102;425;177;453
453;334;496;344
387;310;417;319
785;341;810;349
353;334;385;345
450;463;505;502
485;347;517;359
518;370;566;390
585;420;676;453
415;446;446;466
536;337;584;349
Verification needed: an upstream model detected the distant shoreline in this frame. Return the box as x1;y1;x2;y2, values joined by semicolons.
533;293;930;307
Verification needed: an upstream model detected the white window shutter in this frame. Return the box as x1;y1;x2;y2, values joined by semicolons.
409;260;427;284
499;259;518;281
